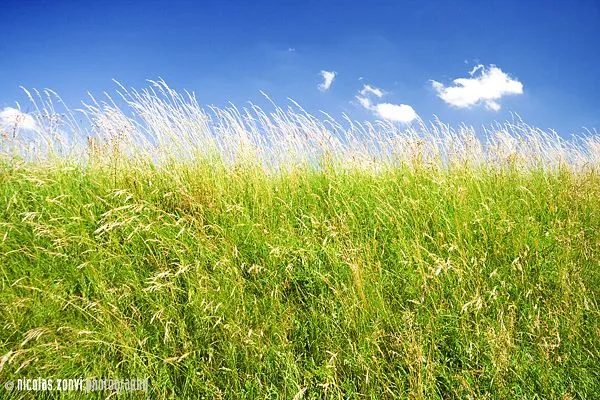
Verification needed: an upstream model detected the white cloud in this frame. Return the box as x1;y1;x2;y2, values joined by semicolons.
355;95;372;109
0;107;38;131
431;64;523;111
355;83;417;124
359;84;384;98
318;70;336;92
373;103;418;123
468;64;484;77
485;100;501;111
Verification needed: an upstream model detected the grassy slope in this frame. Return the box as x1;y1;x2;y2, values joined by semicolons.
0;159;599;399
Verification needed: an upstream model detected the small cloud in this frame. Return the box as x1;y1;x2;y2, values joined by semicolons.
374;103;418;123
318;70;336;92
468;64;484;76
0;107;38;131
359;84;384;98
485;100;501;111
431;64;523;111
355;95;372;109
288;47;296;52
358;76;364;81
431;80;444;92
355;83;417;124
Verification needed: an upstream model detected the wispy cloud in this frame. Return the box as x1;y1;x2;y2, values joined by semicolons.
431;64;523;111
359;84;384;98
355;84;417;123
318;70;336;92
0;107;38;131
356;95;372;109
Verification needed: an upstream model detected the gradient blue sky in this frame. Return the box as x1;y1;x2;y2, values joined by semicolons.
1;0;599;134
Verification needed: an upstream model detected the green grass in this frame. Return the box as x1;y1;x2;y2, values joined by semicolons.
1;158;599;399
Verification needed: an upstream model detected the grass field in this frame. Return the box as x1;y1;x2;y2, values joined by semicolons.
0;82;599;398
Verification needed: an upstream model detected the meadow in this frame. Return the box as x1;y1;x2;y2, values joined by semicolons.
0;81;599;399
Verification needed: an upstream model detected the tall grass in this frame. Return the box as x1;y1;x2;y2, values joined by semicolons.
0;80;599;398
3;79;599;172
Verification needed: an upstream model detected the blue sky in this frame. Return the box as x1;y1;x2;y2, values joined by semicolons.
1;0;599;134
